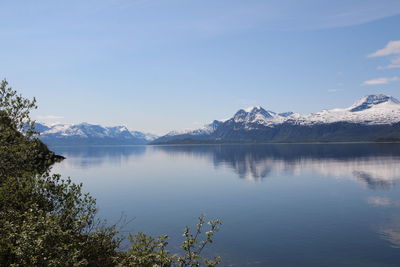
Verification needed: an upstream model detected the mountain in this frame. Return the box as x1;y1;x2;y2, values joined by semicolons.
151;94;400;144
36;122;158;145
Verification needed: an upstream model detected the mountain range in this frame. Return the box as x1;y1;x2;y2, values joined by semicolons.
36;94;400;146
151;94;400;144
36;122;157;145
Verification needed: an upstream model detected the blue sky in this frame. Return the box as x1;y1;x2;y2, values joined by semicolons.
1;0;400;134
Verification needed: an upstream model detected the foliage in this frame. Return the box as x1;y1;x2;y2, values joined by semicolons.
0;79;36;133
0;80;62;178
177;215;221;267
0;79;221;266
118;215;221;267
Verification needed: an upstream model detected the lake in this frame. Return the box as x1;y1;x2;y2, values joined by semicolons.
51;143;400;266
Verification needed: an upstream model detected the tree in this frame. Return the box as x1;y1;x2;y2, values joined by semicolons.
0;79;62;178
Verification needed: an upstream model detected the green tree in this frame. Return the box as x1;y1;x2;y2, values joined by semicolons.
0;79;62;177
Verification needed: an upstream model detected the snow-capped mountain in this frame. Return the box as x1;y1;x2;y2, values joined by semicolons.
165;120;224;137
232;106;287;126
152;94;400;144
298;94;400;125
130;131;158;142
36;122;157;145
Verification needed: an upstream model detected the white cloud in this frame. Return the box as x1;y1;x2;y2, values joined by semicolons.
378;56;400;69
368;40;400;57
368;40;400;69
363;76;400;85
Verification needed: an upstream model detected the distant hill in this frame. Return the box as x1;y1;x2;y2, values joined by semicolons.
151;94;400;144
36;122;158;145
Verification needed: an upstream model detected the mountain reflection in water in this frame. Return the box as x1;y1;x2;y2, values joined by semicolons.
53;143;400;190
153;144;400;189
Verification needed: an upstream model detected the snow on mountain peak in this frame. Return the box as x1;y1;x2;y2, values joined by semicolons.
349;94;400;112
244;106;262;112
37;122;157;143
278;112;294;117
233;106;285;127
154;94;400;144
228;94;400;127
297;94;400;126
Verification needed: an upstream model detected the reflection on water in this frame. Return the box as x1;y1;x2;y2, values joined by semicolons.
52;145;146;169
379;217;400;249
367;197;393;207
54;144;400;190
51;143;400;266
154;144;400;189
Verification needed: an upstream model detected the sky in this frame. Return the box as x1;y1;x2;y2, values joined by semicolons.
1;0;400;135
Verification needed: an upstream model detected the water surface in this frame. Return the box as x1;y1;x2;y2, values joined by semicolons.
52;143;400;266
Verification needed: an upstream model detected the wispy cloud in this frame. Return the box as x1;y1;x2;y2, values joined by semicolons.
178;1;400;35
368;40;400;57
363;76;400;85
378;56;400;69
368;40;400;69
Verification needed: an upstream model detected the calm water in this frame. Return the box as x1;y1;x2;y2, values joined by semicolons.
51;143;400;266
